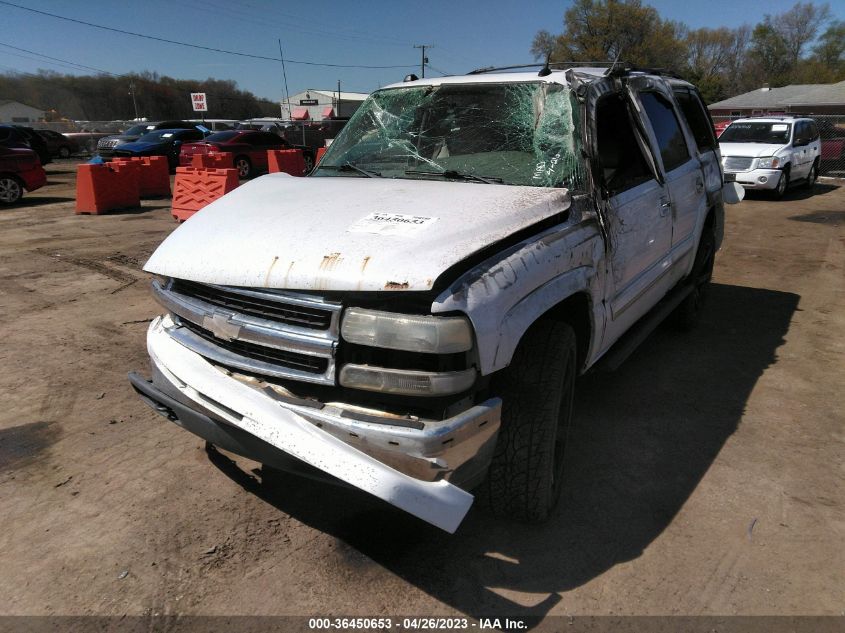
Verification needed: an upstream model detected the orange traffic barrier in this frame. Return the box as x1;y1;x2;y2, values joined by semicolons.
111;156;171;197
75;161;141;214
315;147;327;166
190;152;234;169
171;166;239;222
267;149;306;176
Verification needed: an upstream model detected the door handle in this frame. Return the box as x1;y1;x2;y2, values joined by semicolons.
695;177;704;193
660;198;671;217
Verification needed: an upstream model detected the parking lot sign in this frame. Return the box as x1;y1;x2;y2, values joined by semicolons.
191;93;208;112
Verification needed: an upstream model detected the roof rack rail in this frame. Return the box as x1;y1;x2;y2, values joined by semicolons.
468;61;616;75
605;64;682;79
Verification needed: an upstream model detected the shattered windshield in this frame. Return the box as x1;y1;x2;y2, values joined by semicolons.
315;82;585;189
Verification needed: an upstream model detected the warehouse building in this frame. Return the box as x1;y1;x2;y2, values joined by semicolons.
281;89;369;121
0;100;46;123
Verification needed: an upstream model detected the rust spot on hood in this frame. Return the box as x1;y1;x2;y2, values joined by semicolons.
319;252;344;272
264;255;280;287
384;281;410;290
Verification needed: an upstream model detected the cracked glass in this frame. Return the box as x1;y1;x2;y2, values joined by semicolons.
316;82;585;189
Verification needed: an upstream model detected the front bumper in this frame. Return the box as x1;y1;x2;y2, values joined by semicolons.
132;316;501;532
724;167;783;190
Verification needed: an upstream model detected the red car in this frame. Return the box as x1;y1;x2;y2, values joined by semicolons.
0;146;47;205
179;130;292;178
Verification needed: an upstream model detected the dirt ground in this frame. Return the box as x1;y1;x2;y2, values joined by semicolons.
0;160;842;622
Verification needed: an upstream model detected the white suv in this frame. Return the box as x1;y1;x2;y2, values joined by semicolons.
719;117;820;197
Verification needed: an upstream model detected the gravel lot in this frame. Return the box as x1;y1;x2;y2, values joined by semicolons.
0;160;842;623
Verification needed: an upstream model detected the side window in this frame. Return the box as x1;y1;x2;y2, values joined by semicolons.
258;132;282;146
793;121;808;145
0;128;10;142
639;91;691;172
596;94;654;195
673;89;717;153
808;121;819;141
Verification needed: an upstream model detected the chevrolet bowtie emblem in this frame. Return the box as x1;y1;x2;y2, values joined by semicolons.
202;313;242;342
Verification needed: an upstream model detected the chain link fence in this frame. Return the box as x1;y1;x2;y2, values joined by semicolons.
712;114;845;177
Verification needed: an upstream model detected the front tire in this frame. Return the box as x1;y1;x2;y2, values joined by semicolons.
477;320;577;522
0;176;23;205
58;146;71;159
234;156;252;179
773;165;790;199
804;160;818;189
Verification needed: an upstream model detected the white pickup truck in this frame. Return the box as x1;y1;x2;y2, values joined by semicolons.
130;65;741;533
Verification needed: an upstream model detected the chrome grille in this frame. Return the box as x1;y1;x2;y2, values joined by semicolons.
724;156;754;171
98;139;118;149
173;279;332;330
179;319;329;374
153;279;341;385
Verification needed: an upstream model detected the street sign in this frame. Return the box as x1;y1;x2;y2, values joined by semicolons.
191;92;208;112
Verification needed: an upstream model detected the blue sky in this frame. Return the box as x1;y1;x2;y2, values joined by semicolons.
2;0;843;104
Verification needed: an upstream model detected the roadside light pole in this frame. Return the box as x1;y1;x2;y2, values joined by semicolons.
413;44;432;79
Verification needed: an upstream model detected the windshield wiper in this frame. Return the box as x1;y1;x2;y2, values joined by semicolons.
404;169;503;184
319;162;382;178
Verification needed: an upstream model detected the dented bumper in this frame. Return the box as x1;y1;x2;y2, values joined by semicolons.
131;316;501;533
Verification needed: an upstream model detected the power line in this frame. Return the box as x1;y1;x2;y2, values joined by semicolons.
0;41;119;76
0;0;418;70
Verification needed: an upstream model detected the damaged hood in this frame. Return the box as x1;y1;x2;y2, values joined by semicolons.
145;174;570;292
718;142;788;158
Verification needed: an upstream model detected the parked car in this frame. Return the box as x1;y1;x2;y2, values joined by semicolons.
64;130;113;154
713;120;731;138
180;130;296;178
0;145;47;205
130;64;742;533
97;120;199;159
719;116;820;198
818;119;845;173
0;125;51;165
237;119;343;171
36;129;80;158
113;128;207;170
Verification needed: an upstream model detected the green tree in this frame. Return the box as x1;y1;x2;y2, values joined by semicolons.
531;0;685;69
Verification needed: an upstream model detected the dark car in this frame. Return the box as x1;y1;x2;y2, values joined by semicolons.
179;130;294;178
112;128;207;169
0;125;51;165
0;145;47;205
36;129;80;158
97;120;199;158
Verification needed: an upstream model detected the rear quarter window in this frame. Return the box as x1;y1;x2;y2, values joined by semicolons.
673;89;717;153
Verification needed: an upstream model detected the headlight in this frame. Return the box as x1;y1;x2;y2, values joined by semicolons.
341;308;473;353
339;365;476;396
756;156;780;169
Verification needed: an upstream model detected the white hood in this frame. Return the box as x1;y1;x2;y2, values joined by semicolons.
719;142;787;158
145;174;571;292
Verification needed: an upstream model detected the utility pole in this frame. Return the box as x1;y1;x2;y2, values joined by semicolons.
413;44;433;78
337;79;341;118
278;39;292;121
129;82;139;120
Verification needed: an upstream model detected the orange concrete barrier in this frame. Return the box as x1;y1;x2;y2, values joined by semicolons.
190;152;234;169
267;149;306;176
75;161;141;214
171;167;239;222
315;147;327;166
112;156;171;197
